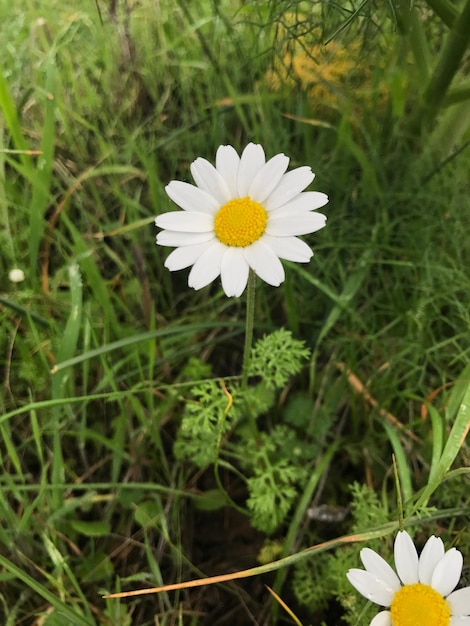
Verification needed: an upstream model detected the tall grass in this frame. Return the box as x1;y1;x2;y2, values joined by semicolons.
0;1;469;624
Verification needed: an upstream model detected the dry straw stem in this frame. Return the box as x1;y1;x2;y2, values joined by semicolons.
336;361;422;444
103;508;465;600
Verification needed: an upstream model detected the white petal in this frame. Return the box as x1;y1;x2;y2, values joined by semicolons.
450;618;470;626
237;143;265;196
220;247;250;297
261;235;313;262
165;181;219;214
346;569;396;607
418;536;445;584
266;213;327;237
187;241;226;290
370;611;392;626
394;531;419;585
164;241;214;270
190;157;231;205
267;191;329;217
244;240;285;287
216;145;240;196
431;548;463;597
360;548;402;594
248;153;290;203
155;211;214;232
157;230;215;247
263;166;314;210
447;587;470;616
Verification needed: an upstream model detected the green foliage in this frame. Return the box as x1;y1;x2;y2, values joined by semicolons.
292;551;331;613
245;426;308;533
244;381;277;419
292;483;389;622
349;483;390;533
249;329;310;390
173;337;311;533
0;0;469;624
174;380;235;467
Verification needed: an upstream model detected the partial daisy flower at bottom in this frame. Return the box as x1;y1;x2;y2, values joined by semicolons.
347;530;470;626
155;143;328;297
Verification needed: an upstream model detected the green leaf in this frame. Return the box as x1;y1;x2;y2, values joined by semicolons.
174;380;235;466
69;520;111;537
249;329;310;390
194;489;228;511
134;501;161;528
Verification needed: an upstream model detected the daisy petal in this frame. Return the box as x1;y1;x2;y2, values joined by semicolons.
216;145;240;196
156;230;215;247
164;241;214;271
431;548;463;597
263;235;313;262
190;157;231;204
418;536;445;585
264;166;314;210
248;153;290;203
447;587;470;617
165;181;219;214
346;569;396;607
394;531;419;585
360;548;402;594
244;240;284;287
155;211;213;233
268;191;329;217
266;213;327;236
220;247;250;297
237;143;265;196
188;242;225;290
370;611;392;626
450;618;470;626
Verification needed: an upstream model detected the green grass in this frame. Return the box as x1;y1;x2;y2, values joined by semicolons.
0;1;469;624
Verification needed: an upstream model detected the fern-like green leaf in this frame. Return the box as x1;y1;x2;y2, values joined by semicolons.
249;328;310;390
174;381;235;467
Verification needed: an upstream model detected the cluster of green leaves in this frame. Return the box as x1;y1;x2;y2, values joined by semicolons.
174;379;235;467
245;426;309;533
175;329;312;533
292;484;391;622
248;328;311;389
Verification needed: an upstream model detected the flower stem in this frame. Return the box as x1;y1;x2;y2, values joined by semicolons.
241;270;256;391
240;271;260;439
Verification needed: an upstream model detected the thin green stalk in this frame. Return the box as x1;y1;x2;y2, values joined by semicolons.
28;55;56;279
240;271;259;438
241;270;256;391
392;455;405;531
396;0;431;81
424;0;458;27
409;0;470;134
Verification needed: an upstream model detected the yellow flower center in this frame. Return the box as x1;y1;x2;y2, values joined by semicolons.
390;583;450;626
214;196;267;247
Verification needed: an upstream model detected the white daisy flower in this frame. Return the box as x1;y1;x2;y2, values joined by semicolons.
155;143;328;297
347;530;470;626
